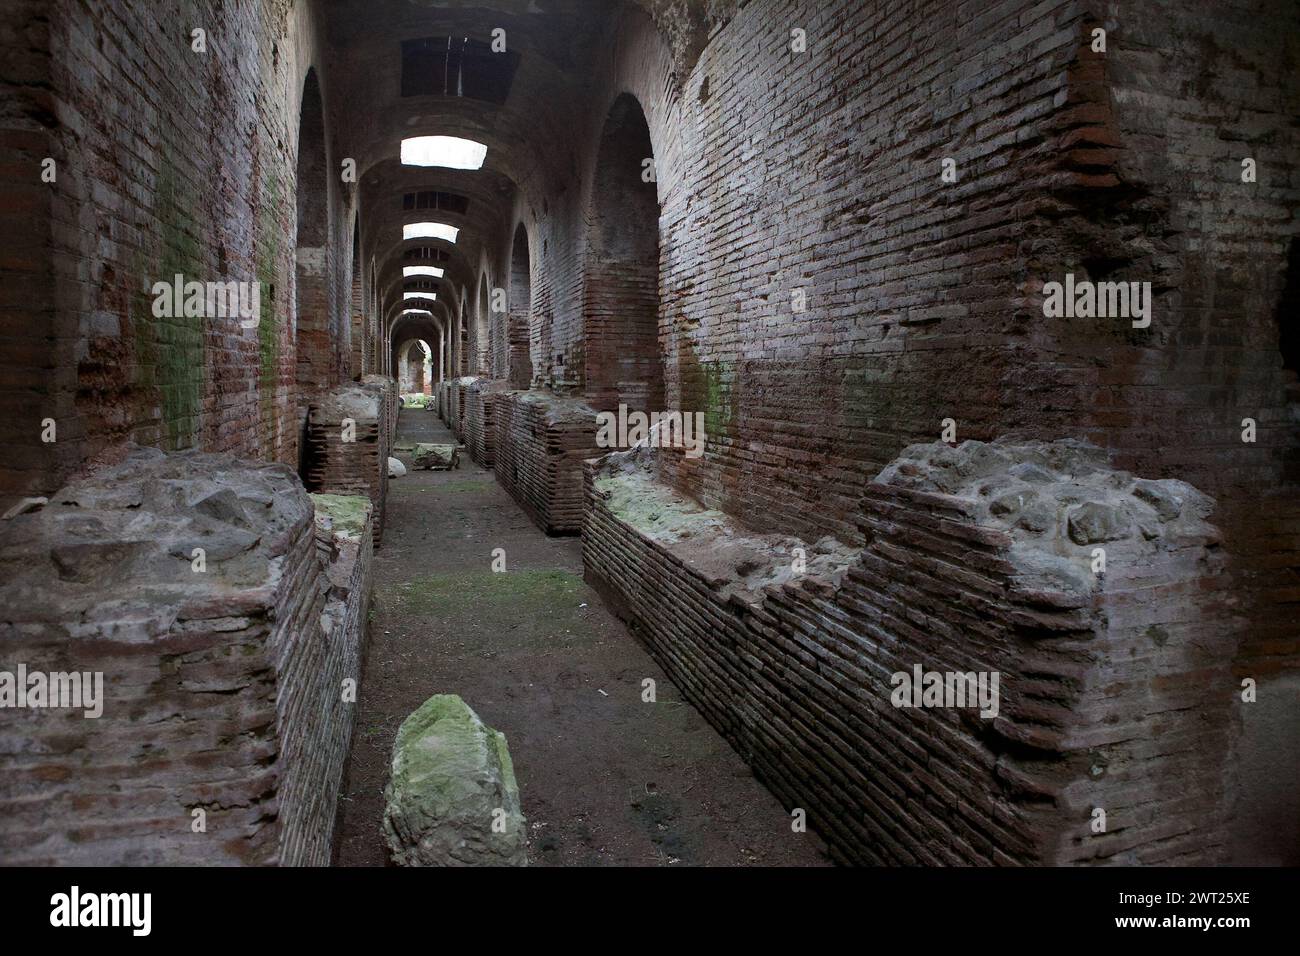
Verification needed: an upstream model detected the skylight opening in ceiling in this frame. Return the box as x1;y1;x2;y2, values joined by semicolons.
403;190;470;215
403;221;460;243
401;136;487;170
404;266;445;279
400;36;520;105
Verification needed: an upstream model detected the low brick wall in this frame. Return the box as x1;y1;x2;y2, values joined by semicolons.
0;448;373;865
583;439;1235;865
361;375;398;452
495;390;603;534
463;379;513;468
303;384;389;547
443;377;477;444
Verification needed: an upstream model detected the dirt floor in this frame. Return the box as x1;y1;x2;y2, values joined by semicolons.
332;407;829;867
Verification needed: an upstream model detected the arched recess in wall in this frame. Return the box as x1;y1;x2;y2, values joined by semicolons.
349;215;363;379
582;92;663;414
369;258;380;373
476;273;491;376
455;290;467;378
294;68;330;399
508;224;533;388
398;339;430;395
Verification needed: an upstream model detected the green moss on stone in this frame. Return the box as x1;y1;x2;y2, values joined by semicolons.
310;492;372;539
134;153;205;451
676;338;735;440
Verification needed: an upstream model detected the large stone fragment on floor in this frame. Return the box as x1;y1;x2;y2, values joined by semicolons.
412;443;459;470
383;694;527;867
0;446;371;865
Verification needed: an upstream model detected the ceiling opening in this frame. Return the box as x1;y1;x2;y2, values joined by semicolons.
403;190;470;215
401;136;487;170
403;221;460;243
400;36;520;105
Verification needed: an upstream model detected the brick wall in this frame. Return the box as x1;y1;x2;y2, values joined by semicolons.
493;391;603;534
581;94;664;415
0;448;371;865
0;0;363;508
463;378;513;468
584;438;1238;864
302;384;390;547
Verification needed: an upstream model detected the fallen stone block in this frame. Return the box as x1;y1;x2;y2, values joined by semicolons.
383;694;527;867
412;443;459;470
388;456;407;478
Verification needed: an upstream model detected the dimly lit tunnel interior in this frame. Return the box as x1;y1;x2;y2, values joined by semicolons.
0;0;1298;880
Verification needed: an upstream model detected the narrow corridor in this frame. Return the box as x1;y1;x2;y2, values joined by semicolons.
5;0;1296;877
333;407;828;866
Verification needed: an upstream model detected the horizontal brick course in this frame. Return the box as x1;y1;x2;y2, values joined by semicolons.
584;439;1236;864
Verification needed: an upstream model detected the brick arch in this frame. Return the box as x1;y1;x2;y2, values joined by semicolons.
397;338;430;395
293;67;330;399
508;223;532;388
475;272;491;376
582;92;663;415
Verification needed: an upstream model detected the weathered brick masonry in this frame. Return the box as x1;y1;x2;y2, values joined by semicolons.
462;378;513;468
302;383;391;546
494;390;604;534
2;0;1296;867
0;448;371;865
445;376;476;444
586;439;1237;864
0;0;359;504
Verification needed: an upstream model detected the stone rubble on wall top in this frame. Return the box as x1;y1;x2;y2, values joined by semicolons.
0;444;310;639
590;440;856;602
872;438;1219;593
309;383;382;424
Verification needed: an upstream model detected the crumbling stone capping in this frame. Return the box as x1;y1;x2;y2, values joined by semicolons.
583;438;1236;864
0;448;372;865
383;694;527;867
303;384;391;547
463;379;514;468
495;391;605;535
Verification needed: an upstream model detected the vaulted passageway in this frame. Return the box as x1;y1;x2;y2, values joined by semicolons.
1;0;1298;872
334;407;826;866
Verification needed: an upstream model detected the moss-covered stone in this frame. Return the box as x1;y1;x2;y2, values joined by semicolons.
310;493;372;540
382;694;527;866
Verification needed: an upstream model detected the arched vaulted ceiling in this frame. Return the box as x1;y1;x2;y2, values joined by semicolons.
322;0;629;355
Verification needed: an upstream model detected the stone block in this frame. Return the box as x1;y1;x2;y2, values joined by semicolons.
383;695;527;867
